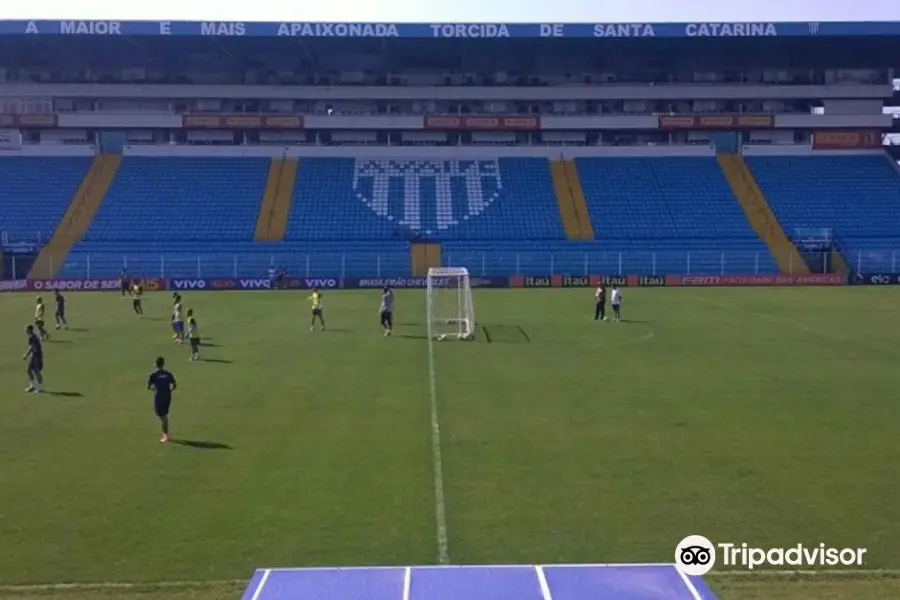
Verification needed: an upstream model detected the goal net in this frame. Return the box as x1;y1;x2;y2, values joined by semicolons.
427;267;475;341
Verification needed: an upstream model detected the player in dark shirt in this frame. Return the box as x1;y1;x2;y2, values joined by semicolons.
53;290;69;330
22;325;44;393
594;284;607;321
147;356;177;443
119;269;129;297
380;286;394;337
186;309;201;361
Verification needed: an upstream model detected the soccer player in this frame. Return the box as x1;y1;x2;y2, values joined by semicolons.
34;296;50;340
53;290;68;330
186;309;201;361
131;281;144;315
119;269;130;297
611;285;622;322
147;357;177;443
309;288;325;331
380;286;394;336
172;299;185;343
22;325;44;393
594;283;607;321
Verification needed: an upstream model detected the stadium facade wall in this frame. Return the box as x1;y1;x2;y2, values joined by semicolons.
0;144;886;161
0;145;95;157
1;83;890;101
20;113;896;131
3;144;883;160
122;145;720;159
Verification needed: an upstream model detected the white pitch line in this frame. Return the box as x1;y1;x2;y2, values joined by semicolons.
249;569;271;600
402;566;412;600
673;566;703;600
426;319;450;565
535;566;554;600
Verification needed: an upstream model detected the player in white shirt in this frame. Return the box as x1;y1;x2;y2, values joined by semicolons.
611;285;622;322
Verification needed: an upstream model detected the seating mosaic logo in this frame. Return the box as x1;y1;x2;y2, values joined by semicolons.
352;159;502;235
675;535;867;575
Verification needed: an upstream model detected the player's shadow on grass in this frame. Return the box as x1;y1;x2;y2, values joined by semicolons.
46;391;83;398
396;333;429;340
619;319;651;324
201;342;223;347
480;324;530;344
202;358;233;364
144;317;168;322
171;439;233;450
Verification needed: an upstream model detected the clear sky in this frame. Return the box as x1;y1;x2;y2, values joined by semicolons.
2;0;900;23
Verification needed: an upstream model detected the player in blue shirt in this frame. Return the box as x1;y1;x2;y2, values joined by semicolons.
119;269;129;297
22;325;44;393
147;356;177;442
53;290;69;330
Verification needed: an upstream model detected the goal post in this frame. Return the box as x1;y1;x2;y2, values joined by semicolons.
427;267;475;341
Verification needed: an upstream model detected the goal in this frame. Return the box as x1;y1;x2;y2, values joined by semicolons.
427;267;475;341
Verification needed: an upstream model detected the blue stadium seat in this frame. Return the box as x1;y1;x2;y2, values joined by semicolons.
82;157;270;242
746;155;900;271
65;157;408;278
52;155;798;278
0;157;91;243
491;157;779;275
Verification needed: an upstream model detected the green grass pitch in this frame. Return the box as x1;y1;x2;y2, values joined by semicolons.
0;287;899;600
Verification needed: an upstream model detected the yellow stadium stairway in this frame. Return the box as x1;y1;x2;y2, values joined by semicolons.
254;158;298;241
411;243;442;276
29;155;122;278
717;154;810;275
549;159;595;240
830;249;849;273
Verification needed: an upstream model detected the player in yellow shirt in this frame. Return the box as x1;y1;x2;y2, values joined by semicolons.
308;288;325;332
34;296;50;340
131;282;144;316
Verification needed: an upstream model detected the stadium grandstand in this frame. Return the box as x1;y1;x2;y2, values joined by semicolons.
2;17;900;600
1;19;900;283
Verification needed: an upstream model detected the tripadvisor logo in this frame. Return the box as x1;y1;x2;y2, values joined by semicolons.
676;535;716;576
675;535;867;575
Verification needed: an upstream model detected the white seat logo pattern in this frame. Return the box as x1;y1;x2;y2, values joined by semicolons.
353;159;502;234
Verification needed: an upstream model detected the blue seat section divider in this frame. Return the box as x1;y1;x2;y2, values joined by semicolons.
746;155;900;272
0;157;92;243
